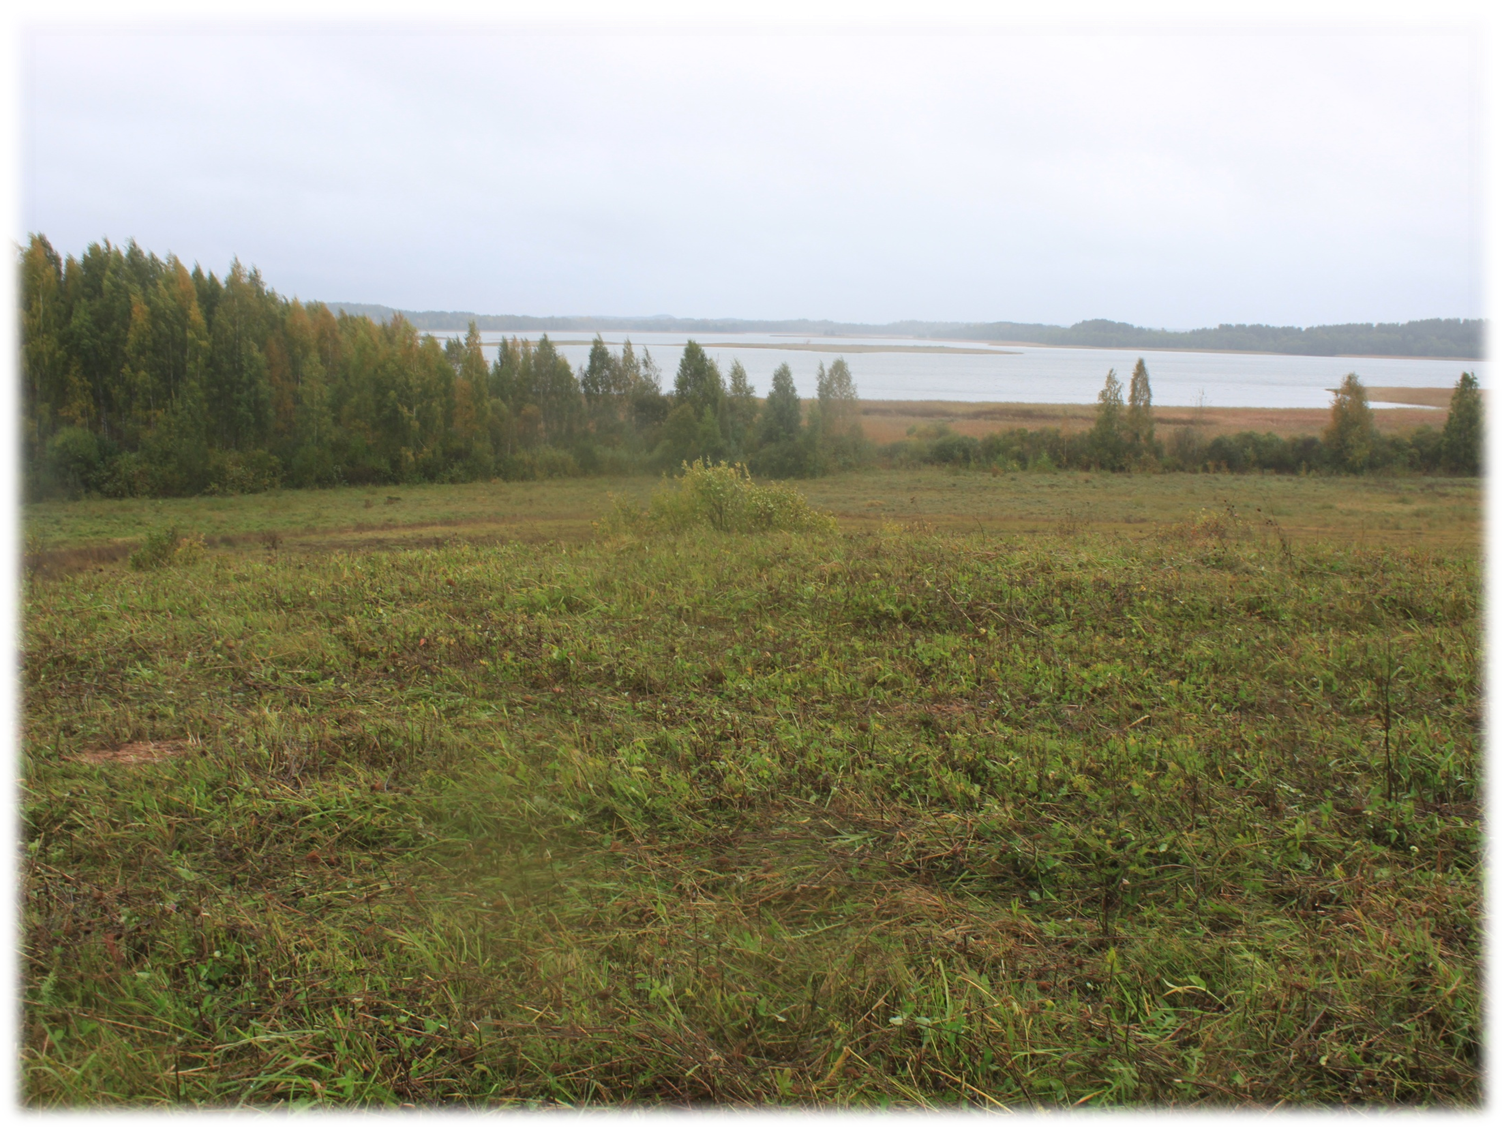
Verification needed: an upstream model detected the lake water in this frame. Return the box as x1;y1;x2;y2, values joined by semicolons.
431;330;1484;410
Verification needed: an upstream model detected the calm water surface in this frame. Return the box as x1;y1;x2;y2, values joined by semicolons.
430;330;1484;410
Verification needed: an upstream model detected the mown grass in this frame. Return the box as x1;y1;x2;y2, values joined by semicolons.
20;480;1480;1107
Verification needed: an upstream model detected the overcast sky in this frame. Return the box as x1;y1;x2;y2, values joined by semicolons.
20;24;1482;328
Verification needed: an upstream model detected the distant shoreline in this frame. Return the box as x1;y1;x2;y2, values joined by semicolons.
449;336;1018;357
963;339;1484;364
419;327;1480;364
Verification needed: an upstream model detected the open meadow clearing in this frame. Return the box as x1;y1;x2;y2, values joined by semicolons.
20;468;1481;1107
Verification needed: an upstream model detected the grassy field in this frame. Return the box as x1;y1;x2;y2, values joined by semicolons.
20;468;1481;1107
23;466;1481;568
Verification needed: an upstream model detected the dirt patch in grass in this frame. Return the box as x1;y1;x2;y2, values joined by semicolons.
67;739;199;766
23;543;133;580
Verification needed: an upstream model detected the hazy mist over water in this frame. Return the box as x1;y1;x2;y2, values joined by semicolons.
433;331;1483;409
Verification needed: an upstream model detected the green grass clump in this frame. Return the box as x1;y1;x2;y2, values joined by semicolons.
20;482;1480;1108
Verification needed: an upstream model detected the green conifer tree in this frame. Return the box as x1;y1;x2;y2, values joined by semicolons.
532;335;583;446
751;363;807;477
1126;357;1156;467
760;363;803;447
1088;368;1126;470
582;335;618;423
673;340;725;422
725;359;759;459
1439;371;1482;475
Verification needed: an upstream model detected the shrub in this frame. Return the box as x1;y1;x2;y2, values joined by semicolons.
600;459;836;536
748;438;811;479
289;443;341;488
205;449;283;495
929;431;981;467
493;446;583;482
94;451;147;498
128;526;206;571
531;446;582;479
44;426;103;496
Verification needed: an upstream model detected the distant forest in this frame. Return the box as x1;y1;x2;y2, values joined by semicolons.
20;235;1482;502
19;236;866;501
329;304;1485;360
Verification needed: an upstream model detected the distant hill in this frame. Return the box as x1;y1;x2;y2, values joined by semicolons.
322;304;1485;360
950;318;1486;359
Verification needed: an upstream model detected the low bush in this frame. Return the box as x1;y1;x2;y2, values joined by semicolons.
205;449;283;495
127;526;206;571
600;459;836;536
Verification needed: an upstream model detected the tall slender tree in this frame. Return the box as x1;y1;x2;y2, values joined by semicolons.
582;335;618;418
452;322;493;469
813;356;863;470
1323;373;1375;473
531;335;583;446
816;358;859;432
759;363;802;447
1440;371;1482;475
1088;368;1126;470
205;259;272;451
630;346;669;436
618;338;642;391
751;363;807;477
1125;357;1155;466
673;340;725;421
725;359;759;458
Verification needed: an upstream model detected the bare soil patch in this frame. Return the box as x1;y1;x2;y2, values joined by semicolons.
24;543;134;580
67;739;199;766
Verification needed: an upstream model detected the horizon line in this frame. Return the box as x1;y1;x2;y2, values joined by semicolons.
315;305;1487;334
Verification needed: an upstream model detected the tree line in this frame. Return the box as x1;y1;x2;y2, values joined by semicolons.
20;235;867;500
20;235;1482;501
